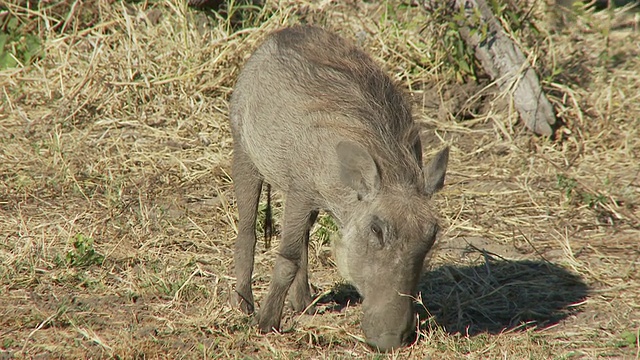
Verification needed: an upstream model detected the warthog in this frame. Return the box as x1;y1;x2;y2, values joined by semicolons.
230;25;449;351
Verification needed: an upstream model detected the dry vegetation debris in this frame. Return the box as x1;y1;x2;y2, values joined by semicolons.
0;0;639;358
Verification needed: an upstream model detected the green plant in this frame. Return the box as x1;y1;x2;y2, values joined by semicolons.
313;214;338;246
58;233;105;268
433;3;481;82
556;173;578;199
0;16;43;69
581;192;607;208
615;329;639;348
489;0;538;34
556;173;607;209
2;336;14;349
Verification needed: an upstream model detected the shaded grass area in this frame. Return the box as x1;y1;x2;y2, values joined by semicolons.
1;0;639;358
419;257;588;336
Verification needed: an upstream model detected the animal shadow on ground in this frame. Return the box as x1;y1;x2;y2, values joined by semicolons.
420;254;589;335
319;253;588;336
317;282;363;312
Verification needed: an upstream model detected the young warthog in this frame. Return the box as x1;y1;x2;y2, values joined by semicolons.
230;25;449;351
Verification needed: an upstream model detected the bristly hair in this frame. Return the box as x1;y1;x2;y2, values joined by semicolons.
271;26;425;192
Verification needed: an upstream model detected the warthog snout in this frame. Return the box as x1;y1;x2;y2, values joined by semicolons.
365;331;416;353
362;295;417;351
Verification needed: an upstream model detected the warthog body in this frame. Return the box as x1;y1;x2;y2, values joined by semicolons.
230;25;449;351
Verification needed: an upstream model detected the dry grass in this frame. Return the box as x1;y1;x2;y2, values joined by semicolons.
1;0;639;358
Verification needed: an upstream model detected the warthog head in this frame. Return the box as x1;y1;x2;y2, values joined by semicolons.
333;141;449;351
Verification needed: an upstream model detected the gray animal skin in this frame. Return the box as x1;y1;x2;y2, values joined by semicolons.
230;25;449;352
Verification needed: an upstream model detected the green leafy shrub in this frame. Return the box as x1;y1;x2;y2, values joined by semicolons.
0;15;43;69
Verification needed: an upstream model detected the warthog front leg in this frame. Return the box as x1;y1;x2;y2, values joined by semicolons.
288;210;318;314
232;142;263;315
258;196;316;332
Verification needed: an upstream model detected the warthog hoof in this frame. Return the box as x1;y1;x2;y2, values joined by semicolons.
257;312;281;333
233;291;255;315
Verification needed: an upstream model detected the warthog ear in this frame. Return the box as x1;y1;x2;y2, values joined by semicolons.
424;147;449;194
336;141;380;199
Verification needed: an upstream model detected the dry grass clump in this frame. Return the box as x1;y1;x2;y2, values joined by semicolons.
1;0;639;358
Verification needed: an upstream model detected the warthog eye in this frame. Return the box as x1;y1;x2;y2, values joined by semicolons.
370;222;384;246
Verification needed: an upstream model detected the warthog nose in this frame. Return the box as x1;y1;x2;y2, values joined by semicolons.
363;299;417;351
367;329;416;352
367;330;418;352
367;333;404;352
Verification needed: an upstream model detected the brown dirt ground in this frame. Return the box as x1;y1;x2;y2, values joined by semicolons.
1;0;639;359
